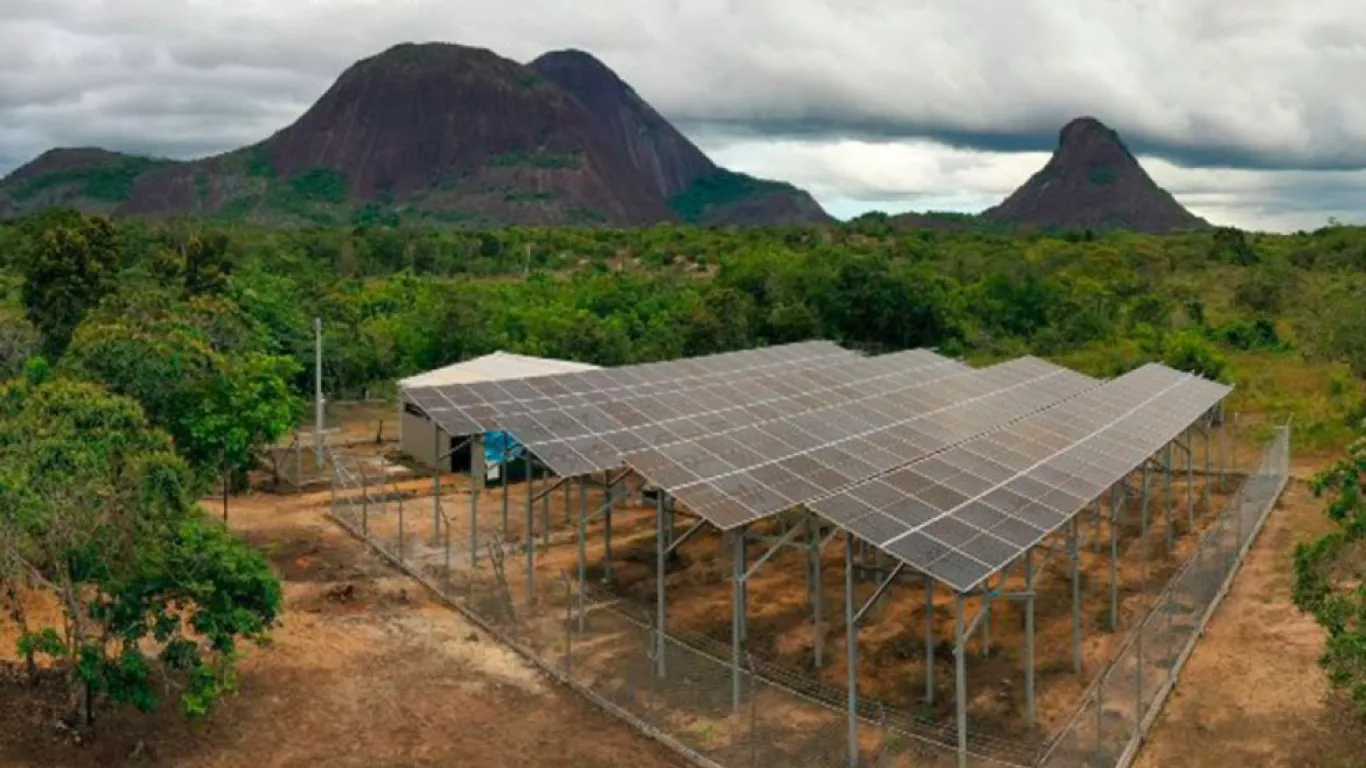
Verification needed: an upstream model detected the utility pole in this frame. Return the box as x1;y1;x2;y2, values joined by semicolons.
314;317;325;469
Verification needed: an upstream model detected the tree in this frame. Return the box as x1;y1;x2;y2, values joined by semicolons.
1293;431;1366;717
19;213;120;356
0;374;281;726
59;299;304;488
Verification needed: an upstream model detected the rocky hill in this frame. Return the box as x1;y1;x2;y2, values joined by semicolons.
981;117;1210;233
0;43;830;228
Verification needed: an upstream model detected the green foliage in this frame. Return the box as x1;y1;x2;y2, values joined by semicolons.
12;156;168;203
288;168;350;204
0;377;281;724
669;170;792;223
19;211;121;355
60;293;304;486
1160;329;1230;380
1087;168;1117;185
1294;431;1366;717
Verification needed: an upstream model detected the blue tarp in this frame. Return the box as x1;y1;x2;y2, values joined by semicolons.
484;430;524;467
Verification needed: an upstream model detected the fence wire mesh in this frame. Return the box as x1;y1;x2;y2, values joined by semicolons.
326;424;1290;768
1036;424;1291;768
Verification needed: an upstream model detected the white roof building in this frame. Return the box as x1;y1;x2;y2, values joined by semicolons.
398;351;600;473
397;351;600;390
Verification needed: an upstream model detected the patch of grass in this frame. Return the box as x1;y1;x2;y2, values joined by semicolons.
668;169;794;223
1088;167;1117;186
288;168;350;204
13;156;169;203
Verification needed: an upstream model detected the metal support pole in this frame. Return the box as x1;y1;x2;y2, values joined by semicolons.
1140;460;1151;592
1204;416;1212;505
604;472;615;583
577;478;587;633
313;317;323;470
807;515;825;669
471;434;484;568
925;576;935;704
1025;547;1036;729
1231;412;1239;480
982;581;992;656
1070;518;1082;674
954;592;968;768
1092;498;1101;554
1109;482;1120;631
655;490;667;679
433;428;442;543
845;533;859;768
1186;431;1194;529
501;454;510;536
397;488;406;564
1219;404;1227;491
525;455;534;604
564;479;571;525
360;465;369;536
732;526;746;713
1164;442;1174;553
541;472;550;550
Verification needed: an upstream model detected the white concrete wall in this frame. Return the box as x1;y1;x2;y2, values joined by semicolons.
400;410;452;472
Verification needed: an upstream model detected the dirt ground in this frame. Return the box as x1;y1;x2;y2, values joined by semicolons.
0;487;684;768
1132;476;1366;768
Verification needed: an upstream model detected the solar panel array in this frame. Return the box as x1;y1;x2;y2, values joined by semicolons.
498;348;967;477
811;364;1231;593
406;340;859;438
629;356;1101;529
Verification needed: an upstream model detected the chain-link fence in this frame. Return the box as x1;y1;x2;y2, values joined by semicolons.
1036;423;1291;768
327;424;1290;768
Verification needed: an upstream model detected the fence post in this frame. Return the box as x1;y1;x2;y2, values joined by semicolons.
398;485;406;565
564;576;573;676
360;464;369;536
749;652;759;768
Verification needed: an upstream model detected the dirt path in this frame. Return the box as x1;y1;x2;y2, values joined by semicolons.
0;488;684;768
1132;478;1366;768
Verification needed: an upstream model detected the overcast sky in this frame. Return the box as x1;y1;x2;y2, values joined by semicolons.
2;0;1364;231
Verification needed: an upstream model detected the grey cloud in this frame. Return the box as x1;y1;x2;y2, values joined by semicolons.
0;0;1363;228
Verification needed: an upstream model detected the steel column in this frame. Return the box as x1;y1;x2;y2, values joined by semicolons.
1070;517;1082;673
576;478;587;632
524;455;534;604
954;592;968;768
604;472;615;583
1164;441;1174;553
845;533;859;767
1140;460;1151;592
1025;547;1036;728
925;576;935;704
433;428;442;543
1109;482;1121;630
732;526;746;712
470;435;483;567
655;490;667;678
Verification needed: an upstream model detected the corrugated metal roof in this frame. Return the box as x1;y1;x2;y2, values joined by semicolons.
397;351;600;389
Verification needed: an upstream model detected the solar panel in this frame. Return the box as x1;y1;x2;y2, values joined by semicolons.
634;356;1101;529
813;363;1230;593
509;349;968;477
411;340;860;438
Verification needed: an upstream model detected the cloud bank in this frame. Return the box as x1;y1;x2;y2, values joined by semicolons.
2;0;1363;230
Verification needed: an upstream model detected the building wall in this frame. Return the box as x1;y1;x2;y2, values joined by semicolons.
400;409;453;472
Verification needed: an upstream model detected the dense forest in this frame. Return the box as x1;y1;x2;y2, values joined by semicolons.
1;207;1365;728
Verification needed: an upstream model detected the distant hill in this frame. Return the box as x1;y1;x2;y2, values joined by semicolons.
0;42;830;228
982;117;1211;233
